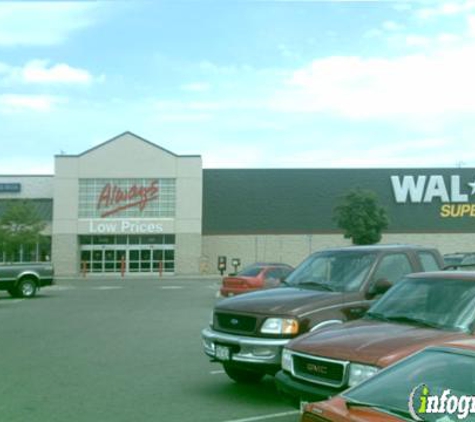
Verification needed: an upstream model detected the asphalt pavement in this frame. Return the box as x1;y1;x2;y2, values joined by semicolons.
0;276;300;422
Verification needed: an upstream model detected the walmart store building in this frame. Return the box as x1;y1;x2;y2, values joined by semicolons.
1;132;475;277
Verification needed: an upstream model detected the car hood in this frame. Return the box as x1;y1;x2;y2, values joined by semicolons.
215;286;349;317
289;319;468;367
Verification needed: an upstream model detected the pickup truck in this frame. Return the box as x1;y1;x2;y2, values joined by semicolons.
201;244;444;384
276;271;475;403
0;263;54;298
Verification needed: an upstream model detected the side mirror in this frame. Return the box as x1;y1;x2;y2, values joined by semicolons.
370;278;392;296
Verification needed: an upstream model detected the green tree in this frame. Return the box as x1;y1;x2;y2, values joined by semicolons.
333;188;389;245
0;200;46;262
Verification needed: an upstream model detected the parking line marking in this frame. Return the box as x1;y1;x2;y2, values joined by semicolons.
160;286;184;289
47;285;75;291
223;411;299;422
93;286;124;290
210;370;225;375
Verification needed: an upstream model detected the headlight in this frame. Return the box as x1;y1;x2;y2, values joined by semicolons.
209;311;214;327
348;363;379;387
281;348;293;372
260;318;299;335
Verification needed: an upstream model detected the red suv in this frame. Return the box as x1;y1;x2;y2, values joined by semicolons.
220;263;293;297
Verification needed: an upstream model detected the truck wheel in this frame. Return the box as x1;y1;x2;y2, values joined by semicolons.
223;363;265;384
17;277;37;298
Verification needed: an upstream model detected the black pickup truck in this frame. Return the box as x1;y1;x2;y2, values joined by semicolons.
0;262;54;298
201;244;444;383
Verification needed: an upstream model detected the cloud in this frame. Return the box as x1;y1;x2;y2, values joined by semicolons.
382;21;404;31
416;1;475;19
0;60;101;86
180;82;210;92
469;15;475;35
0;2;100;47
0;94;66;113
404;35;431;47
269;138;467;168
269;45;475;120
202;144;265;168
0;157;53;174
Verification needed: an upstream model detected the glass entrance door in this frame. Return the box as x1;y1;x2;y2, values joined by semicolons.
79;235;175;274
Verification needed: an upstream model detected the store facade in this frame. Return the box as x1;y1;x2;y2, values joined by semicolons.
2;132;475;277
52;132;202;276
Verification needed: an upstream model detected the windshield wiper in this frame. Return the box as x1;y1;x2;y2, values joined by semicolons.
382;315;445;330
298;281;335;291
346;399;416;420
364;311;391;322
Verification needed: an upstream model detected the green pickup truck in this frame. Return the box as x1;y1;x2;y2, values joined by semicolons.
0;263;54;298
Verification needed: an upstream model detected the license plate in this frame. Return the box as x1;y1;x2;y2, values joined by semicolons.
215;345;231;361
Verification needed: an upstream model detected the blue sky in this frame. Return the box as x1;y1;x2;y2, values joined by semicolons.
1;0;475;173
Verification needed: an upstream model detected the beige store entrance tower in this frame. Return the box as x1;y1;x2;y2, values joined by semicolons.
52;132;202;277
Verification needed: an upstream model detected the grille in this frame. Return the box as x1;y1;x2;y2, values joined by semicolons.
293;354;346;387
215;312;257;334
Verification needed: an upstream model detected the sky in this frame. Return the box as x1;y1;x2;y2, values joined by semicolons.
1;0;475;173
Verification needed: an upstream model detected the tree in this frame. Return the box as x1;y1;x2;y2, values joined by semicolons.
0;200;46;262
333;188;389;245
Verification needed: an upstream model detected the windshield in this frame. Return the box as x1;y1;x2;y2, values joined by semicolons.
285;251;376;292
366;277;475;332
344;348;475;422
236;266;262;277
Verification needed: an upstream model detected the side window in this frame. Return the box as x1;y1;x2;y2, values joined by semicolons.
265;268;281;280
264;268;283;288
418;252;442;271
372;253;413;285
281;267;293;278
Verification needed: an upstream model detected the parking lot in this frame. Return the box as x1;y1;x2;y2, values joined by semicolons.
0;276;299;422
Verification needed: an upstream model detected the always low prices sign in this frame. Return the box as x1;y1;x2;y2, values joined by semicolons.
97;180;159;218
84;180;164;234
88;220;163;234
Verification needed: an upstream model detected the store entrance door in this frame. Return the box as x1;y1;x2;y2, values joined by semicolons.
79;235;175;275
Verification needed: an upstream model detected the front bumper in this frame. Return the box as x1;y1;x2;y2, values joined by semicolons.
275;370;344;402
201;327;290;365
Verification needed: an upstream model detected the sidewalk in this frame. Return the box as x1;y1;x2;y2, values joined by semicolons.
54;273;222;283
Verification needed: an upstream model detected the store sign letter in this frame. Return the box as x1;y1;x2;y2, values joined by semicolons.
89;220;163;234
391;175;469;204
391;175;475;219
97;180;159;218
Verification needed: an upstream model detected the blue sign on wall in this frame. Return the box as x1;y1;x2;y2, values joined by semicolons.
0;183;21;193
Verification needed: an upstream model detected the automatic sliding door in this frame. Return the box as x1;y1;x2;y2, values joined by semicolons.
140;249;152;272
92;250;103;273
129;250;140;273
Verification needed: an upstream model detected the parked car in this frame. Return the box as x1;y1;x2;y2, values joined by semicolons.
202;244;443;384
276;271;475;404
301;340;475;422
220;262;294;297
443;252;471;267
0;262;54;298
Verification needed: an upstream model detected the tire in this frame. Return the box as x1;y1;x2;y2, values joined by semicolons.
223;363;265;384
17;277;37;298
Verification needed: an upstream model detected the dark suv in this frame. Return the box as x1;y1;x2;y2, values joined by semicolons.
201;244;443;384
